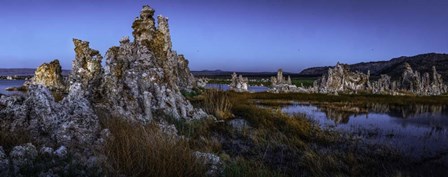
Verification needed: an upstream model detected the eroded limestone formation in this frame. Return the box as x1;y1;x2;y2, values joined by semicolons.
313;62;447;95
70;39;103;99
400;63;420;92
396;63;448;95
196;77;209;88
270;69;292;86
269;69;304;93
429;66;447;95
30;60;66;91
100;7;205;122
229;72;248;92
0;5;211;176
0;84;103;176
10;60;66;92
314;63;370;94
370;75;395;94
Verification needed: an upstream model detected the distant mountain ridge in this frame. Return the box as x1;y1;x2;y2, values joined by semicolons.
299;53;448;80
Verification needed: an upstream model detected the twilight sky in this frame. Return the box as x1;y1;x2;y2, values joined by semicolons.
0;0;447;72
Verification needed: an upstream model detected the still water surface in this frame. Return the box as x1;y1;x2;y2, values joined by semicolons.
279;102;448;158
0;80;25;95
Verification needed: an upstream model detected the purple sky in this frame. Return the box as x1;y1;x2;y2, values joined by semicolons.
0;0;447;72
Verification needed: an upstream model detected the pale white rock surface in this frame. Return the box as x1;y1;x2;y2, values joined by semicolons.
0;4;211;176
314;63;370;94
269;69;307;93
229;72;248;92
308;62;448;95
193;151;223;177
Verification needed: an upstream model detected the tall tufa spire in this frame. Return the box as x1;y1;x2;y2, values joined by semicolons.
132;5;156;43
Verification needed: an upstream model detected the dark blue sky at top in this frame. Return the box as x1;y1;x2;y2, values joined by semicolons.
0;0;447;72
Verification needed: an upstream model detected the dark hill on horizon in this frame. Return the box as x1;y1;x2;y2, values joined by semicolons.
299;53;448;80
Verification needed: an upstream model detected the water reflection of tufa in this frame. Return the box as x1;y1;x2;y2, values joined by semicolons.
367;103;446;119
314;102;447;125
314;102;369;124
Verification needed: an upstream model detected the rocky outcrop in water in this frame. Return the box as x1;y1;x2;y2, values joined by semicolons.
196;77;209;88
269;69;307;93
313;63;370;94
396;63;448;95
270;69;292;86
312;62;447;95
7;60;67;92
229;72;248;92
429;66;447;95
400;62;420;92
30;60;66;91
370;74;396;94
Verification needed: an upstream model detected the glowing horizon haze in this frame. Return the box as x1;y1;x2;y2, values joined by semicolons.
0;0;447;72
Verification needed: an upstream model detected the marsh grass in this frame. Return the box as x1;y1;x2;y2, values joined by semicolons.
200;91;429;176
223;157;287;177
201;89;233;120
291;77;317;87
100;117;207;177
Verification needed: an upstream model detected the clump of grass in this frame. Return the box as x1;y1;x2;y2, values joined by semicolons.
201;89;233;120
224;157;286;177
291;77;317;87
101;117;207;177
231;100;315;143
301;149;344;177
164;115;222;152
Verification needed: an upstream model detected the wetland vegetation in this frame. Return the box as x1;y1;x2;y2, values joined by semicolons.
181;89;448;176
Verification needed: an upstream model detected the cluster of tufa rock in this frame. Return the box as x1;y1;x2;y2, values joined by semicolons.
229;72;248;92
269;69;308;93
29;60;67;91
0;5;216;176
313;63;370;94
308;62;447;95
271;69;292;86
7;60;67;92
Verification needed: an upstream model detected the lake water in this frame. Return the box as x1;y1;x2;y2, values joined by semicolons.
205;83;269;92
279;102;448;159
0;80;26;95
